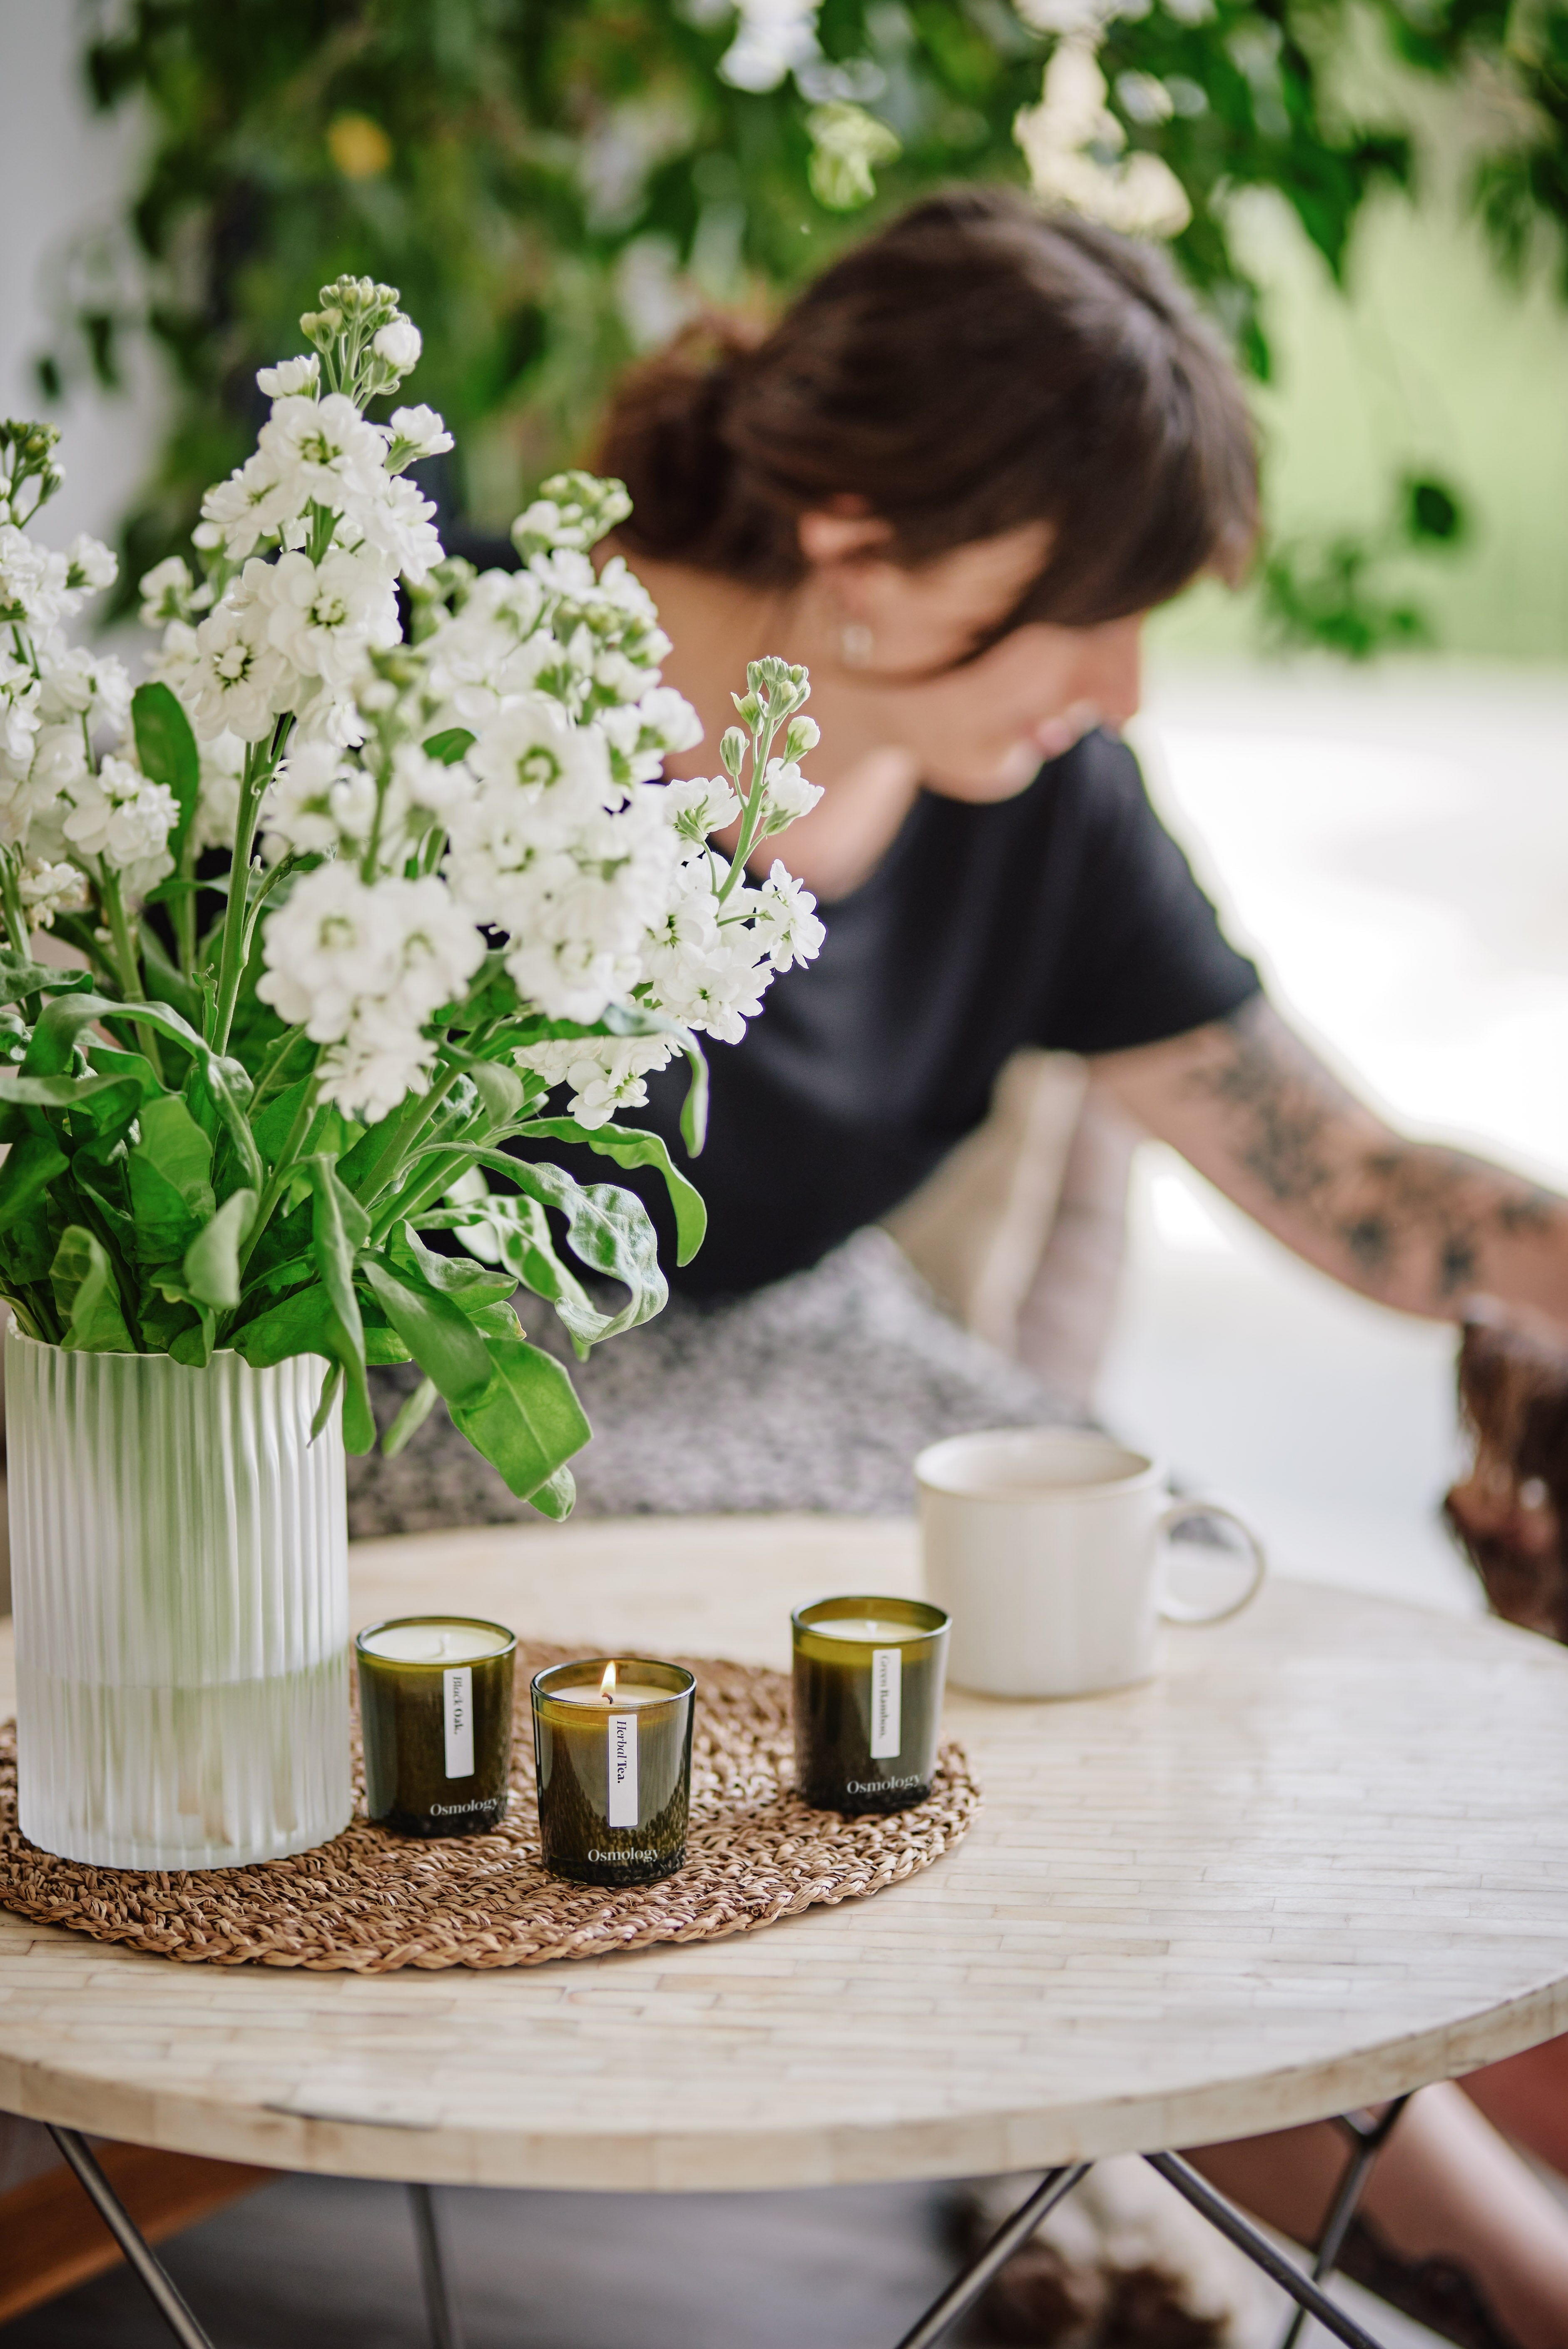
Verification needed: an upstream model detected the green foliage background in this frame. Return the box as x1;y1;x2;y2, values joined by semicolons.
52;0;1568;653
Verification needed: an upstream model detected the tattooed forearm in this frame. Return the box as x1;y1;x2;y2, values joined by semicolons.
1096;998;1568;1322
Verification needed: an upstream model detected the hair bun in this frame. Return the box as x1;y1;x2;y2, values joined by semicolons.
597;318;758;564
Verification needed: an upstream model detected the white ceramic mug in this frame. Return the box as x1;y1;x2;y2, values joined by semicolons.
915;1428;1267;1699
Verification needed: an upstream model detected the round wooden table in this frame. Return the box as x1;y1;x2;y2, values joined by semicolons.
2;1514;1566;2195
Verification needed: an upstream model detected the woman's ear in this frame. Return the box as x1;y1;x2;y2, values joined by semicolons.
798;504;894;568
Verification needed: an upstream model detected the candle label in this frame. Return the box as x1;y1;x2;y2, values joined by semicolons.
444;1666;475;1779
607;1710;639;1826
870;1649;902;1759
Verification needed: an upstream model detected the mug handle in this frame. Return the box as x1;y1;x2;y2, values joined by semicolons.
1155;1498;1267;1625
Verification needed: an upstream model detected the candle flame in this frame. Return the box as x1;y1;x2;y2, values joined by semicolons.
600;1660;617;1705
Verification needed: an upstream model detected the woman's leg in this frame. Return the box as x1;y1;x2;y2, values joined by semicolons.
1190;2082;1568;2349
1463;2035;1568;2182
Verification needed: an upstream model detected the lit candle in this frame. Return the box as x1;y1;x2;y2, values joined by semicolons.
531;1658;696;1887
791;1595;950;1814
356;1616;516;1838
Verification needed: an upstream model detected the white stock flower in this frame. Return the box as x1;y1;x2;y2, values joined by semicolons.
466;692;615;807
257;391;388;528
1015;44;1192;237
662;773;741;844
264;738;376;857
261;546;399;688
66;535;117;594
0;526;71;630
192;731;246;855
139;555;197;628
751;859;825;971
201;449;294;561
0;651;41;775
759;757;824;829
61;753;179;876
385;405;453;465
259;864;485;1120
17;856;86;928
512;1033;674;1127
188;595;292;740
256;354;321;399
373;318;422;374
350;469;444;584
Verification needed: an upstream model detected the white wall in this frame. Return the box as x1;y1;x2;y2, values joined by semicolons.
0;0;165;550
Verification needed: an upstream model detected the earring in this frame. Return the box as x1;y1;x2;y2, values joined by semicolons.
840;621;875;668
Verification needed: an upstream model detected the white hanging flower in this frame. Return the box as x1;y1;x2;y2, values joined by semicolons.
65;534;117;594
348;471;444;584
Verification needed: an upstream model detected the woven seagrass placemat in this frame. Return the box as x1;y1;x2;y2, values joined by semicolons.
0;1644;979;1971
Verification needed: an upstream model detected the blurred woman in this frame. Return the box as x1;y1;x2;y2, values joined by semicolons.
580;188;1568;2349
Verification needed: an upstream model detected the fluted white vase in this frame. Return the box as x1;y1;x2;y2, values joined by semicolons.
7;1328;352;1870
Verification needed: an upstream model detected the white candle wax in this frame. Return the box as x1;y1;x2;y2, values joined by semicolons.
803;1617;922;1643
359;1622;512;1664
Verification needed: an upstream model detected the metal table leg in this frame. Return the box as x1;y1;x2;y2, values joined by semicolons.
1146;2152;1389;2349
1277;2098;1412;2349
47;2126;218;2349
893;2164;1092;2349
889;2117;1411;2349
410;2180;467;2349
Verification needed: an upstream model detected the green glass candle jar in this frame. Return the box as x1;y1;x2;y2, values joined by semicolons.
531;1658;696;1887
792;1596;950;1815
356;1617;515;1838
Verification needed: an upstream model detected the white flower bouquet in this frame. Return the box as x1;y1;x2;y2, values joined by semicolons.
0;276;824;1516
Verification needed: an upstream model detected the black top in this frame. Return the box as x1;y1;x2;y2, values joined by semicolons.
553;729;1261;1298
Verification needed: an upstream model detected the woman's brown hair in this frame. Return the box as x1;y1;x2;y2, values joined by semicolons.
598;187;1258;652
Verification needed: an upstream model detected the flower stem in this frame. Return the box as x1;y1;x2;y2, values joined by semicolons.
100;868;164;1081
211;723;288;1055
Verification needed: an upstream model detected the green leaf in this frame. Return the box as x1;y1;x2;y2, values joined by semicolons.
0;1067;153;1110
422;726;475;766
421;1193;604;1357
463;1059;525;1124
527;1463;576;1521
448;1332;592;1502
22;992;262;1192
0;950;93;1008
50;1226;133;1352
445;1149;672;1342
169;1309;216;1369
383;1374;439;1457
234;1280;411;1370
131;680;200;870
311;1358;343;1439
305;1155;374;1451
389;1222;515;1307
128;1094;216;1263
0;1132;68;1235
183;1187;257;1310
515;1118;706;1264
358;1254;493;1406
